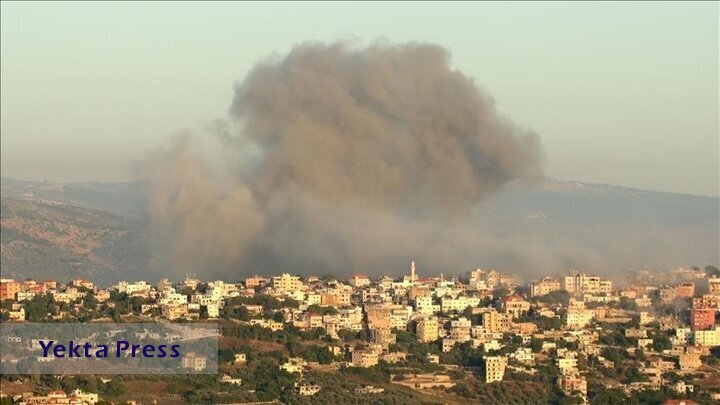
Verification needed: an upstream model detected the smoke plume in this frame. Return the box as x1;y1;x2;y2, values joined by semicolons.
143;41;545;278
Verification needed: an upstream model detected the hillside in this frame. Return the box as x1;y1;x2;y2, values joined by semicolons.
0;177;717;282
0;197;150;283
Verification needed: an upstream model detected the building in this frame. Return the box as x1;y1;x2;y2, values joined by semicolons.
564;273;606;295
639;311;654;326
349;274;371;288
558;374;588;397
557;357;579;375
690;309;716;331
352;350;379;368
694;326;720;347
671;382;694;395
245;275;269;289
72;278;95;290
708;278;720;296
0;279;21;301
233;353;247;364
484;356;506;383
417;316;439;343
675;282;695;298
8;306;25;321
280;358;305;374
566;307;594;329
693;294;719;310
366;304;393;330
679;352;702;371
482;310;512;333
218;374;242;385
441;296;480;313
467;269;488;290
415;296;439;315
370;328;397;349
501;295;530;318
181;352;207;371
297;383;321;396
116;281;151;295
272;273;303;294
530;277;561;297
162;304;189;320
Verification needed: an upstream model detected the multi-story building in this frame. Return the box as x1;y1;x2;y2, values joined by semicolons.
440;296;480;313
181;352;207;371
691;309;716;331
564;273;606;295
163;304;190;320
599;280;613;295
351;350;379;368
272;273;303;294
415;296;439;315
708;278;720;296
566;307;594;329
558;374;587;397
116;281;151;295
530;277;561;297
417;316;439;343
482;310;512;333
694;327;720;347
484;356;506;383
557;357;579;375
156;278;173;292
675;282;695;298
486;270;501;289
366;304;393;330
370;328;396;349
501;295;530;318
467;269;488;290
449;317;472;342
693;295;719;310
0;279;21;301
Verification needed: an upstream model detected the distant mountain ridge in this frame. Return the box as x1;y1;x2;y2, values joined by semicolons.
1;177;717;283
1;177;145;217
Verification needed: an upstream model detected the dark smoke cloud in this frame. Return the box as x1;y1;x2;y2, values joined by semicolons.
143;41;545;279
232;42;543;216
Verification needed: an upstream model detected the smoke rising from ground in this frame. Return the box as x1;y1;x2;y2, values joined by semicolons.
143;41;548;278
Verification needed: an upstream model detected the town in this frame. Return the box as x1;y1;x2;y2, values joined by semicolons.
1;263;719;404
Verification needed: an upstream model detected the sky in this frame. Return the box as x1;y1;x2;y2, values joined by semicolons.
1;2;718;196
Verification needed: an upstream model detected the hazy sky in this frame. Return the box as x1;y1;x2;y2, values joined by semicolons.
1;2;718;196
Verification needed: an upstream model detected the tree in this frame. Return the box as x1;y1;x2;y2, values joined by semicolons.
651;332;671;352
705;265;720;278
530;337;544;353
536;290;570;305
591;389;627;405
451;383;477;398
306;304;338;316
620;297;639;311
